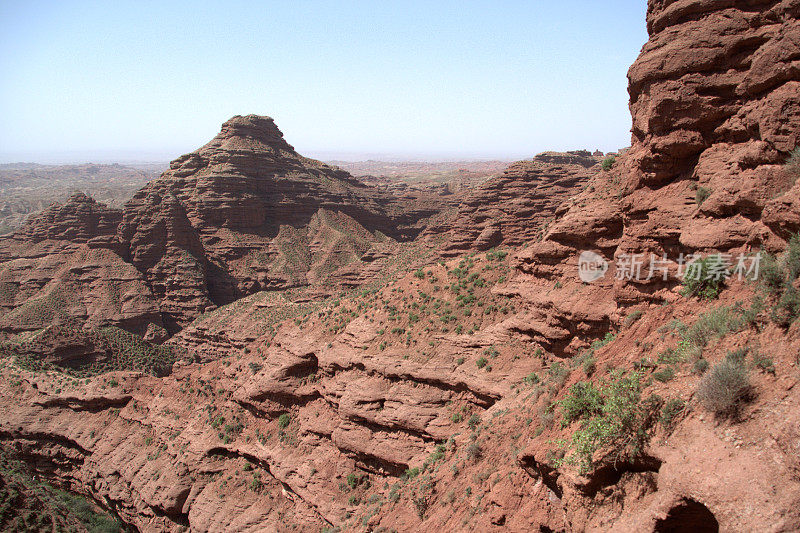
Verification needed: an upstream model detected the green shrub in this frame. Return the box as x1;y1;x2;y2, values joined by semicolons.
725;347;749;366
466;441;482;461
657;348;682;365
751;352;775;375
772;285;800;327
681;255;726;299
660;399;686;428
402;467;420;479
695;186;712;205
413;495;428;518
623;310;643;328
548;361;570;389
467;414;481;429
591;332;616;351
523;372;540;385
486;249;508;262
560;382;603;427
760;238;800;293
582;355;596;376
693;358;709;374
653;367;675;383
277;413;290;429
785;234;800;280
476;356;488;369
601;155;616;171
737;294;764;326
695;360;749;415
785;146;800;179
759;253;784;294
562;371;653;472
682;305;741;348
483;346;499;358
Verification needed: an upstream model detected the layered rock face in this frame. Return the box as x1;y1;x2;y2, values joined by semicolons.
623;0;800;252
0;193;163;337
0;253;520;531
1;116;449;335
500;2;800;530
116;115;443;330
2;191;122;246
2;3;800;532
422;151;599;256
518;0;800;304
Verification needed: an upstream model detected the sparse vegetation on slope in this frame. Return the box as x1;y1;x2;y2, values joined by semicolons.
0;451;124;532
696;359;750;415
556;371;657;472
785;147;800;180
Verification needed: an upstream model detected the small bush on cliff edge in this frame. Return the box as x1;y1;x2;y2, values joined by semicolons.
560;382;602;426
695;186;712;206
681;255;726;300
786;147;800;179
755;235;800;326
696;359;750;416
557;371;657;472
601;155;616;171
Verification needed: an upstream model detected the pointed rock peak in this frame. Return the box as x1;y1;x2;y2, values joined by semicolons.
66;191;97;205
163;114;302;178
162;113;341;182
210;114;295;152
221;114;279;135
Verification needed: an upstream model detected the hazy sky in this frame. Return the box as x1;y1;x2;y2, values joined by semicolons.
0;1;649;163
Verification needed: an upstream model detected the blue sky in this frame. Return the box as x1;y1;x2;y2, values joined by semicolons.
0;1;648;162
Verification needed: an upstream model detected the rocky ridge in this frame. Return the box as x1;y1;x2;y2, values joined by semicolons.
0;192;164;339
115;115;447;331
422;151;600;256
0;116;452;338
0;1;799;532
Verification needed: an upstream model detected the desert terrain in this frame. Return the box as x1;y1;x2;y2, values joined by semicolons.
1;1;799;532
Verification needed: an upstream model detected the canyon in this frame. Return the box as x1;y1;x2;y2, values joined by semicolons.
1;1;800;532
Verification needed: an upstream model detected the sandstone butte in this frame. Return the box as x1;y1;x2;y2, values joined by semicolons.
0;0;799;531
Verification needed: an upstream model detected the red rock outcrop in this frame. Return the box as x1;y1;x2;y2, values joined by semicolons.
623;0;800;252
498;1;800;530
116;115;445;330
516;0;800;323
1;191;122;246
0;253;518;531
2;2;800;532
0;193;163;338
422;151;599;256
1;117;450;336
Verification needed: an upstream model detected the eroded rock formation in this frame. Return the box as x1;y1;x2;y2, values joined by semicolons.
1;2;800;532
0;116;451;336
422;151;599;256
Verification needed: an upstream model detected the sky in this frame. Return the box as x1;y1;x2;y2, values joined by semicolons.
0;1;649;163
